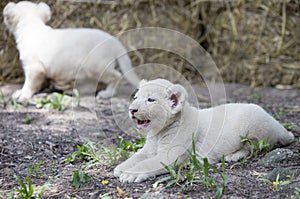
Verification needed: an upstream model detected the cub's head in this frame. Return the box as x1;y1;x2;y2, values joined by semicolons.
129;79;188;133
3;1;51;33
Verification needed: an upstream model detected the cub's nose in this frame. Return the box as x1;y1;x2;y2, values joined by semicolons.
129;108;138;116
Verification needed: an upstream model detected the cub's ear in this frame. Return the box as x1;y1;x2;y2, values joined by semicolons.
3;2;17;28
168;84;187;114
37;2;51;23
139;79;148;87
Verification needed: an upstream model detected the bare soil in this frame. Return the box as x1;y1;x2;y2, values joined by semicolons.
0;83;299;199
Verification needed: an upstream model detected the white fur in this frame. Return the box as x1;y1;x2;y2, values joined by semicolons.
3;1;140;101
114;79;295;183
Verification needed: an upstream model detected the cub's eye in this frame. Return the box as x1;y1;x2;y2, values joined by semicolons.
130;89;139;101
147;98;156;102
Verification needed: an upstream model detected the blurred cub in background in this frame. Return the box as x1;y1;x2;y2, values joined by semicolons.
3;1;140;101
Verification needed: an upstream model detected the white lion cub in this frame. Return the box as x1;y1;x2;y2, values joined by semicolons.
3;1;140;101
114;79;294;183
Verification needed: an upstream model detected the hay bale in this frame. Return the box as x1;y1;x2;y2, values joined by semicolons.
199;0;300;88
0;0;299;88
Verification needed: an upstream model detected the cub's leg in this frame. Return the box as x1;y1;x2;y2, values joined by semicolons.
224;145;249;162
13;63;46;101
114;141;156;177
114;153;150;177
97;69;121;98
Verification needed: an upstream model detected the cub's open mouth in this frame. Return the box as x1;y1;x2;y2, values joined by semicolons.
136;119;151;129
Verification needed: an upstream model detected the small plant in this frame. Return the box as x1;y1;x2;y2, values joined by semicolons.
65;143;96;163
21;116;33;124
11;97;24;109
273;108;286;120
14;175;46;199
155;135;227;198
65;141;130;166
0;89;7;108
15;175;34;199
282;122;297;131
100;145;130;165
28;160;43;178
241;136;271;156
294;187;300;198
71;169;91;188
36;90;79;111
12;160;47;199
259;174;293;191
36;92;67;111
248;93;263;103
117;135;145;152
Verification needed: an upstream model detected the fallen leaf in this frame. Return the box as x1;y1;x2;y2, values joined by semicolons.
116;186;124;196
101;179;109;185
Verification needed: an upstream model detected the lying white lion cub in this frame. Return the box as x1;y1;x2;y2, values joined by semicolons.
3;1;140;101
114;79;294;183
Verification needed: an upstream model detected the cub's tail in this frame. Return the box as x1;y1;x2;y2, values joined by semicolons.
279;130;295;146
117;53;140;87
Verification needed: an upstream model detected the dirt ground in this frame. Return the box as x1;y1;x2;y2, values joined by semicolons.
0;83;299;199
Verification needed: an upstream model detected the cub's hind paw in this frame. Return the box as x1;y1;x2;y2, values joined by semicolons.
225;149;249;162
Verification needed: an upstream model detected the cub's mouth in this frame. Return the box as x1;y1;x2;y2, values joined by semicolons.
137;119;151;129
132;116;151;129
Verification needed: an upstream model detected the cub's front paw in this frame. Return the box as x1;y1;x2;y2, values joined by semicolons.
12;89;33;102
97;89;115;99
113;167;123;178
12;90;23;100
119;172;149;183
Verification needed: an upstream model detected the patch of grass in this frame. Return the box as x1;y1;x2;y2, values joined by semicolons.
294;187;300;198
155;136;227;198
66;137;146;189
65;141;131;166
14;175;45;199
36;90;79;111
11;97;24;109
241;136;271;156
117;135;145;152
21;116;33;124
65;143;95;163
71;169;91;188
248;93;263;103
273;108;286;120
282;122;297;131
0;89;7;108
11;160;47;199
28;160;43;178
259;174;293;191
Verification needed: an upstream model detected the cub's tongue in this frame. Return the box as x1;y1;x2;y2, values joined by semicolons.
137;119;151;129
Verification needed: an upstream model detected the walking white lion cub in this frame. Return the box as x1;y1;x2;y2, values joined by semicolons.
3;1;140;101
114;79;294;183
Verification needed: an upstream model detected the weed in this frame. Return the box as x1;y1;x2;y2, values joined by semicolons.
248;93;263;103
36;90;79;111
259;174;293;191
65;143;95;163
241;136;271;156
273;108;286;120
71;169;91;188
100;145;130;165
282;122;297;131
117;135;145;152
11;160;47;199
11;97;24;109
0;89;7;108
13;175;46;199
21;116;33;124
65;141;130;166
294;187;300;198
28;160;43;178
155;135;227;198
